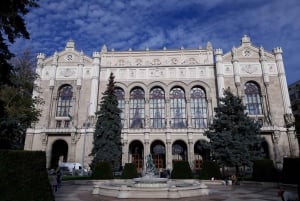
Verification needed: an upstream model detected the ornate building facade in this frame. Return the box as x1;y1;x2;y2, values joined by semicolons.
25;35;299;172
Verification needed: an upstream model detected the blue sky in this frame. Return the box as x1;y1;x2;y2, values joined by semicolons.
11;0;300;84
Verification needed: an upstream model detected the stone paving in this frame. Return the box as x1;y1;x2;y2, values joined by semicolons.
54;180;294;201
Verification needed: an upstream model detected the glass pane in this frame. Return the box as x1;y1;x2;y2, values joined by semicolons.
191;87;207;128
130;88;145;128
170;87;186;128
244;82;262;115
150;88;165;128
56;85;73;117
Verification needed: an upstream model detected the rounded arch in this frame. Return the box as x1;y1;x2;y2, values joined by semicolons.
261;139;270;159
172;140;188;161
189;80;211;94
115;82;129;99
167;81;188;94
50;139;68;169
128;82;147;95
150;140;166;169
194;140;210;160
148;81;167;93
244;80;262;93
129;140;144;172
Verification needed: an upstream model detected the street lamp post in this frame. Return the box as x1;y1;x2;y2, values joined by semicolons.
81;103;91;175
81;120;90;175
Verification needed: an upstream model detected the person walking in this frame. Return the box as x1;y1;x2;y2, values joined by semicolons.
49;169;57;193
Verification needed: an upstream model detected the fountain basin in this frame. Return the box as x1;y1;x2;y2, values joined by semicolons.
92;179;209;198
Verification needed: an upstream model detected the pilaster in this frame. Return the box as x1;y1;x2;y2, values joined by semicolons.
214;48;225;97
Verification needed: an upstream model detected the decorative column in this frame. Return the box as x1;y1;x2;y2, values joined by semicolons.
187;133;194;169
70;132;79;162
165;98;170;128
272;130;282;169
90;52;101;117
47;52;58;128
214;48;225;97
260;47;273;125
145;97;150;128
121;132;128;166
34;53;45;98
207;97;213;127
165;132;172;170
231;47;241;95
75;52;84;126
186;98;192;128
124;98;130;129
273;47;292;114
144;133;150;170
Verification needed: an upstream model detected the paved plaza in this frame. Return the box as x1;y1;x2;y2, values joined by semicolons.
54;180;296;201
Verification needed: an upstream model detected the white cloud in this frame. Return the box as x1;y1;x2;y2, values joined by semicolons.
9;0;300;83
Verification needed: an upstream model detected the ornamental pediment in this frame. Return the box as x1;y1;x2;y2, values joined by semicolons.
43;50;93;66
222;45;275;62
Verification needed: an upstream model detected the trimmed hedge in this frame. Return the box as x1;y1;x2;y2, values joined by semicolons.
92;161;113;179
0;150;54;201
171;161;193;179
121;163;138;179
281;157;300;184
199;160;222;180
252;159;277;182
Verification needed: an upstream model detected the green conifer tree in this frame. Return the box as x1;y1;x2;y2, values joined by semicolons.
205;88;263;175
90;73;122;171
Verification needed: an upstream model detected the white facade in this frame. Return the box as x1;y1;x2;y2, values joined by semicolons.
25;36;299;172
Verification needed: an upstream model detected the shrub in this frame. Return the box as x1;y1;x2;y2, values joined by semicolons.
199;160;222;180
252;159;277;182
121;163;138;179
0;150;54;201
171;161;193;179
281;157;299;184
92;161;113;179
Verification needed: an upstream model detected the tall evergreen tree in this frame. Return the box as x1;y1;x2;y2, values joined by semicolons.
90;73;122;171
205;88;264;175
0;50;43;149
0;0;39;149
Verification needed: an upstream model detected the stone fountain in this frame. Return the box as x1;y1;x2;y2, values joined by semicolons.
92;154;209;198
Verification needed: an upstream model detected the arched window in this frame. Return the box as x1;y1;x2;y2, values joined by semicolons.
114;87;125;127
170;87;186;128
56;85;73;117
244;82;262;115
130;87;145;128
150;87;165;128
191;87;207;128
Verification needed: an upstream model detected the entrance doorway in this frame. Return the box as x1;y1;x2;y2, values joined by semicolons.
151;140;166;170
50;139;68;169
129;140;144;173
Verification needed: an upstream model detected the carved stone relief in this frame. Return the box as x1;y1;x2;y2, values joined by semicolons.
151;59;161;66
59;68;76;77
242;49;252;57
242;64;258;74
171;58;178;64
130;70;136;78
136;59;142;66
268;64;276;73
